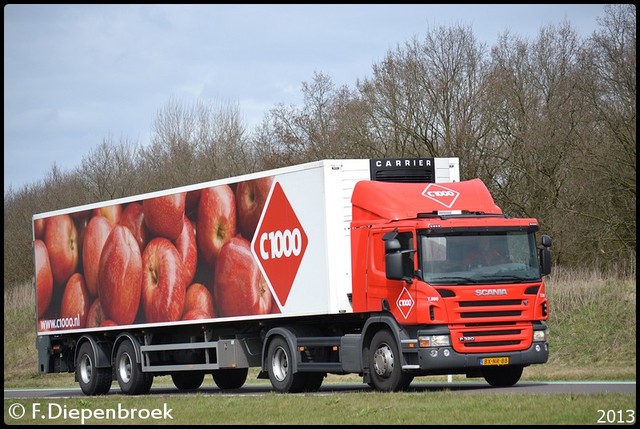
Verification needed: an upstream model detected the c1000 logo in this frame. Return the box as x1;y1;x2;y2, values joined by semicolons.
421;183;460;209
253;182;308;308
425;190;456;197
259;229;303;260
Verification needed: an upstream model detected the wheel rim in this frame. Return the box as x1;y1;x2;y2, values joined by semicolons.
272;346;289;382
373;343;394;377
118;351;133;384
79;353;93;385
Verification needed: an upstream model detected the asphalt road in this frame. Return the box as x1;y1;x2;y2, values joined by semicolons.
4;381;636;398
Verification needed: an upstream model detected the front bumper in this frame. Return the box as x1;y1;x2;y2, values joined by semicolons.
409;341;549;372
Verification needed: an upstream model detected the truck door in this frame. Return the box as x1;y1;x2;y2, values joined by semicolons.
366;229;417;324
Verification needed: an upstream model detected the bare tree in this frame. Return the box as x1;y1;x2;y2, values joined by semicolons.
571;4;636;267
256;71;362;165
78;136;140;200
358;25;492;177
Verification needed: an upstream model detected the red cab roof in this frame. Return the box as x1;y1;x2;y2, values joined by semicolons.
351;178;503;221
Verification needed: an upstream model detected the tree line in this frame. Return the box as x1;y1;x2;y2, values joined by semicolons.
4;4;635;288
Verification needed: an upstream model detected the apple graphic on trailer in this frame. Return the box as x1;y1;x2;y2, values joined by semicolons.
34;218;46;240
185;189;201;220
60;273;90;329
183;282;214;319
197;185;237;269
34;239;53;318
98;225;143;325
93;205;122;228
236;176;274;240
214;236;272;317
143;193;186;240
86;299;106;328
82;215;113;296
142;237;186;323
85;298;118;328
120;202;149;252
44;214;79;288
174;217;198;287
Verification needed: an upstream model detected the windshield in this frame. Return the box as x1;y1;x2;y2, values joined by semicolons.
419;231;541;285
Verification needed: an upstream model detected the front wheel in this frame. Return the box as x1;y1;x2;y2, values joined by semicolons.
115;339;153;395
368;330;412;392
76;342;112;396
482;365;523;387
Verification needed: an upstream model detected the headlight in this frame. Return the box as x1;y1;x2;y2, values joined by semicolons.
533;329;549;342
418;335;450;348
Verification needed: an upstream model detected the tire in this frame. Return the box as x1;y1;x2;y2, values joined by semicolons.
212;368;248;390
303;372;325;392
368;330;412;392
76;342;112;396
171;371;205;390
267;336;308;393
482;365;523;387
115;339;153;395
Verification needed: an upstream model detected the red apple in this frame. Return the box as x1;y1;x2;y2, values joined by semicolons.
60;273;90;329
270;293;281;314
71;209;92;221
74;215;90;268
175;217;198;287
143;193;186;240
141;237;185;323
93;204;122;228
82;215;113;296
236;176;274;240
184;282;214;318
101;320;117;327
213;236;272;317
44;214;79;287
197;185;236;269
86;298;107;328
98;225;143;325
185;189;201;220
120;202;149;252
34;239;53;318
183;309;211;320
34;218;47;240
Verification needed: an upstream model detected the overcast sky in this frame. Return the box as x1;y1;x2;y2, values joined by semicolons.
4;4;608;193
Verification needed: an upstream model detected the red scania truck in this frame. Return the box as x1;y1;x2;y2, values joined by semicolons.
33;158;552;395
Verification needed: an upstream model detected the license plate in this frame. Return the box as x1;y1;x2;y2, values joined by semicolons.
481;357;510;366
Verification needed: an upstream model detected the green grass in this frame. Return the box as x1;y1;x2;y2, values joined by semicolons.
4;267;636;424
4;393;636;425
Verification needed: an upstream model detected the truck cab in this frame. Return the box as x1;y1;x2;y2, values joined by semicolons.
350;174;552;388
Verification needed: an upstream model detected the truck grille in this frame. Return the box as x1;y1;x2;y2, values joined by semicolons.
450;322;532;352
447;298;534;352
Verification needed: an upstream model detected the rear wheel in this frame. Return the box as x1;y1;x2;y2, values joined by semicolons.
171;371;205;390
482;365;523;387
368;330;412;392
303;372;326;392
115;339;153;395
212;368;248;390
76;342;112;396
267;336;308;393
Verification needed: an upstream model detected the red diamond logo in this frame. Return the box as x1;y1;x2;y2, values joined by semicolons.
396;287;415;319
252;182;308;309
422;183;460;208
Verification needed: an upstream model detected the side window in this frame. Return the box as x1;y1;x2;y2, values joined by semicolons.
370;231;386;275
397;231;415;277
